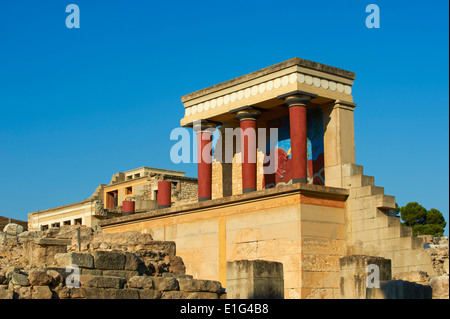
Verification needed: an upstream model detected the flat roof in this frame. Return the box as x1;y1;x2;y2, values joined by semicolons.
181;57;355;103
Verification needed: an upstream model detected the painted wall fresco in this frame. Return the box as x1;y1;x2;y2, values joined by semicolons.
263;108;325;188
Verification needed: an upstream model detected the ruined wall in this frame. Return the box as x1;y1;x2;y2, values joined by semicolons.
0;224;224;299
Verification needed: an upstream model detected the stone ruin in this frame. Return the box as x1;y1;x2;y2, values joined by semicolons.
0;223;225;299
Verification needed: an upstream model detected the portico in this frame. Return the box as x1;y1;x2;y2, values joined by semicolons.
180;57;357;200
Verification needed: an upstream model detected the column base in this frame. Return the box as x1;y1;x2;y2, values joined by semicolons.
198;197;211;202
292;178;307;184
158;205;171;209
243;188;256;194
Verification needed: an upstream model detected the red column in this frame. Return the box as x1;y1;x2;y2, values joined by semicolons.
194;122;215;202
237;110;260;193
157;181;171;208
282;94;314;184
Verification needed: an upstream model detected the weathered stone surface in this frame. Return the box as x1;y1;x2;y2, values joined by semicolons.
32;286;53;299
138;289;161;299
153;277;179;291
92;251;126;270
79;275;126;289
227;260;284;299
0;289;13;299
10;273;29;286
124;252;144;271
103;270;139;280
53;286;70;299
92;232;153;247
55;252;94;269
16;286;32;299
3;223;24;235
178;278;222;293
429;275;449;299
28;269;53;286
128;276;154;289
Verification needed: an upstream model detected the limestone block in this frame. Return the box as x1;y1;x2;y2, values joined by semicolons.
92;251;126;270
28;269;53;286
339;255;391;299
429;275;449;299
138;289;162;299
124;252;144;271
10;273;30;287
55;252;94;269
0;288;13;299
226;260;284;299
178;278;222;293
153;277;179;291
128;276;154;289
3;223;24;235
32;286;53;299
79;275;126;289
102;270;139;280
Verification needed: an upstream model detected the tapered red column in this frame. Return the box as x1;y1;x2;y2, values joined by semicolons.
278;91;316;184
194;122;216;202
236;110;260;193
157;181;171;208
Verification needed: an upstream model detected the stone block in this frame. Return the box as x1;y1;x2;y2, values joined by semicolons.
28;269;53;286
178;278;222;293
128;276;154;289
55;252;94;269
138;289;162;299
10;273;30;287
103;270;139;280
124;252;144;271
79;275;126;289
429;275;449;299
227;260;284;299
32;286;53;299
339;255;391;299
92;251;126;270
153;277;179;291
0;289;13;299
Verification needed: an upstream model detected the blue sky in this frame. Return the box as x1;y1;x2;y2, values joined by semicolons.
0;0;448;235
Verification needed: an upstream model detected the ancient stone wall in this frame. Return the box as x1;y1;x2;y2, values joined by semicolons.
0;224;224;299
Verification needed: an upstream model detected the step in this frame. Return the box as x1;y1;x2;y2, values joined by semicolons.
356;185;385;197
341;163;364;177
400;226;412;238
342;174;375;189
347;193;396;211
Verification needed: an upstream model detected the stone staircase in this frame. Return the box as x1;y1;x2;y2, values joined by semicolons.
342;163;436;277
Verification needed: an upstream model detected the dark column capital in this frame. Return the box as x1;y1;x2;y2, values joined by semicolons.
236;110;261;122
193;120;218;133
277;90;318;107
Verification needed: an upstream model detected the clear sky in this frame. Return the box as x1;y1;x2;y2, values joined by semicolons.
0;0;448;235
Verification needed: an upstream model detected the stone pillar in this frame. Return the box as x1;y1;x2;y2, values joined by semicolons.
157;181;171;209
278;91;316;184
339;255;392;299
193;122;216;202
322;100;357;188
236;110;260;193
226;260;284;299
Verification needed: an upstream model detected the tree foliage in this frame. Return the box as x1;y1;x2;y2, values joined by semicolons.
399;202;446;237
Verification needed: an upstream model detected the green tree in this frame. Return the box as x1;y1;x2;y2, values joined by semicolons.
400;202;446;237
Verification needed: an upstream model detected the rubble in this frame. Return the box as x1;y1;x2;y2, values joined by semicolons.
0;224;224;299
